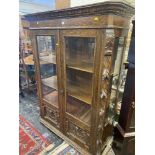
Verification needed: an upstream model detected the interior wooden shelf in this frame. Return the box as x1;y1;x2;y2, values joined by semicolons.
66;59;93;73
67;65;93;73
42;76;57;90
43;90;58;108
67;96;91;125
80;109;91;125
40;54;56;64
67;82;92;105
68;93;91;105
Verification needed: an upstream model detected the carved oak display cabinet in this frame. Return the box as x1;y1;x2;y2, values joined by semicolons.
24;2;134;154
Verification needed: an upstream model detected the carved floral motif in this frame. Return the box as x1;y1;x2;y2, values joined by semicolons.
67;122;89;145
45;107;60;127
97;29;115;149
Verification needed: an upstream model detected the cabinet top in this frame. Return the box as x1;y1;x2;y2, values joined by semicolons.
24;1;134;22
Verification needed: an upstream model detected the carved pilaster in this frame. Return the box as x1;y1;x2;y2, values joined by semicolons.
96;29;115;151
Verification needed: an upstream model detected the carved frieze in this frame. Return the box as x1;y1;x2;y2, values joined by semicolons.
24;2;134;22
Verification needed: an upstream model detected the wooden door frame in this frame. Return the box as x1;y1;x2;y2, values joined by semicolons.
60;29;104;151
31;29;63;130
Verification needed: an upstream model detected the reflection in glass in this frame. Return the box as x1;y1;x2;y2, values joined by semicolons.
37;36;58;108
65;37;95;126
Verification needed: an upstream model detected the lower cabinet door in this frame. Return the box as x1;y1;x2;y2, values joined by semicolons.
34;31;62;130
65;119;90;151
44;105;60;129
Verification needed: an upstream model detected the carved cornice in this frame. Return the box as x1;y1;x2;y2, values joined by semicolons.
24;1;134;22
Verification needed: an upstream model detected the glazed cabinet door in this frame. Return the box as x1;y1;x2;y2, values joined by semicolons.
60;29;101;151
32;30;62;130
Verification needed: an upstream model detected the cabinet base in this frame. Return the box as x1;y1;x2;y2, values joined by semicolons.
40;117;91;155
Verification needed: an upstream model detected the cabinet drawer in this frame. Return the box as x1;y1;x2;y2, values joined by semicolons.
65;120;90;150
44;105;60;129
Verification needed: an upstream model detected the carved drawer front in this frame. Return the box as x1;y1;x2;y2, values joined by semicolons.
66;121;90;150
44;106;60;128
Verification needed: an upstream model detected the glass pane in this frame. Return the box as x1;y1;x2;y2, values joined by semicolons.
66;96;91;124
107;37;126;122
113;37;127;117
37;36;56;64
112;37;125;89
65;37;95;73
67;69;92;104
37;36;58;108
65;37;95;126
